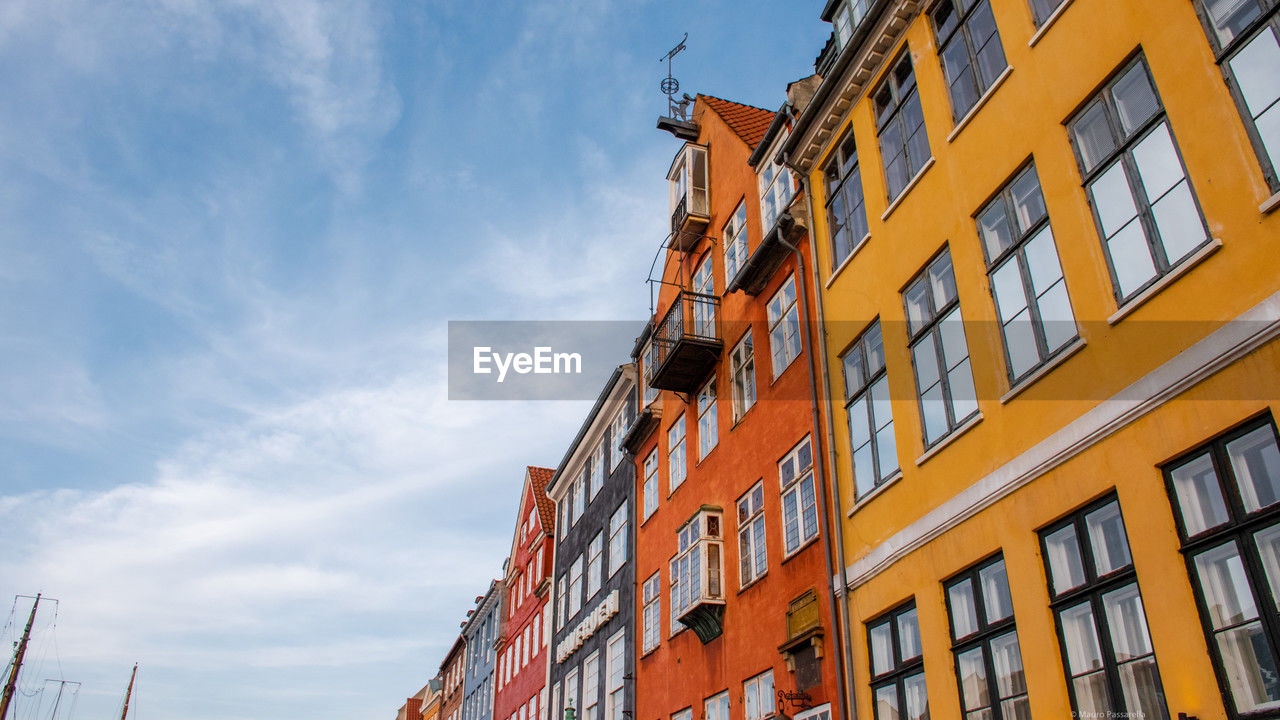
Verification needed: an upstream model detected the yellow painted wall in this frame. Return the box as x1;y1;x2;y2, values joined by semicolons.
795;0;1280;716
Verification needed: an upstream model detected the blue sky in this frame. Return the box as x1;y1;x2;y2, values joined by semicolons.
0;2;830;718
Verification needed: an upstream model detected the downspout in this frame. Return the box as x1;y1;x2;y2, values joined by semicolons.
774;217;853;720
788;161;858;720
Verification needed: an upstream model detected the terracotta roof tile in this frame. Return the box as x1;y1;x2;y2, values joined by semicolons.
699;94;777;149
527;466;556;533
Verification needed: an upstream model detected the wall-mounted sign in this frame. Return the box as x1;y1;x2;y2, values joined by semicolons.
555;590;620;663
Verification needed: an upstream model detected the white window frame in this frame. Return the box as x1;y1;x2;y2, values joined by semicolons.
737;481;768;588
723;202;749;283
590;444;605;499
583;650;600;720
668;416;687;492
743;670;776;720
605;629;626;720
568;555;583;617
643;450;659;520
671;509;726;625
779;436;820;556
730;331;757;422
705;691;730;720
642;572;662;653
587;532;603;600
766;276;802;378
759;156;796;233
608;502;628;577
697;377;719;460
609;406;629;471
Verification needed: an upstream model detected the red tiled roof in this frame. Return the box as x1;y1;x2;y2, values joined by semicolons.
699;94;776;149
527;466;556;533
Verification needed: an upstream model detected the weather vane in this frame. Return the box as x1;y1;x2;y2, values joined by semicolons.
660;33;693;121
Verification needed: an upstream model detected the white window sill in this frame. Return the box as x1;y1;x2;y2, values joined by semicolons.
880;157;937;222
781;534;821;565
847;470;905;517
1261;190;1280;215
947;66;1014;144
1028;0;1078;48
826;233;872;289
915;412;984;467
999;336;1087;404
1107;238;1223;325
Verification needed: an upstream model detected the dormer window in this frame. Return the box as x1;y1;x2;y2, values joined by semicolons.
759;155;796;233
833;0;871;50
668;144;710;240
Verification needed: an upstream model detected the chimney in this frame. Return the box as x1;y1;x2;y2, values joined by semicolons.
786;75;823;115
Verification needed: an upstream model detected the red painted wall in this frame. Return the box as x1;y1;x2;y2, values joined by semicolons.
634;98;838;720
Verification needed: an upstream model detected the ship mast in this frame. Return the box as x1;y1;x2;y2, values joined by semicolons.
0;593;42;720
119;664;137;720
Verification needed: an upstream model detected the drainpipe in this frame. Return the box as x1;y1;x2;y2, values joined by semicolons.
774;213;853;720
785;162;858;720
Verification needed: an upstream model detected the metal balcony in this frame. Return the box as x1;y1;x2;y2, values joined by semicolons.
649;291;722;393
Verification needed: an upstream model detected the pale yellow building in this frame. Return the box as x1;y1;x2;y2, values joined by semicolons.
780;0;1280;718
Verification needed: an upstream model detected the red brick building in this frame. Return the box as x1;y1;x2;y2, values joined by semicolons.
440;636;467;720
493;467;556;720
628;90;843;720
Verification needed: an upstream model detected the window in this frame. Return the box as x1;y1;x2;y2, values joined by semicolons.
931;0;1007;121
1040;496;1168;719
572;477;585;525
557;574;567;629
672;509;726;625
643;450;659;520
705;692;730;720
693;255;715;338
1164;418;1280;717
904;249;979;447
875;51;931;200
743;670;776;720
609;405;629;472
945;556;1030;720
833;0;871;49
724;203;749;283
697;378;719;460
583;651;600;720
533;613;541;651
780;437;820;555
565;667;580;719
767;276;802;377
737;482;768;587
608;502;628;576
643;341;659;405
587;532;603;599
869;602;928;720
551;684;561;720
606;630;626;720
668;416;687;492
730;331;757;422
1193;0;1280;190
1028;0;1065;25
1069;56;1210;303
977;162;1078;383
568;555;583;618
825;129;869;268
668;144;709;221
760;158;795;232
672;709;692;720
590;445;605;499
642;572;662;653
842;321;900;498
793;705;832;720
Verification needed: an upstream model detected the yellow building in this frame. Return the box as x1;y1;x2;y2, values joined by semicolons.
779;0;1280;718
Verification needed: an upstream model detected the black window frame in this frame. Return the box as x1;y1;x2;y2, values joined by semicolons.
840;319;899;498
943;553;1030;720
1065;53;1212;305
1189;0;1280;191
975;159;1079;385
824;128;870;270
1162;413;1280;719
1028;0;1067;25
867;600;928;720
930;0;1009;122
1038;494;1170;719
874;50;932;202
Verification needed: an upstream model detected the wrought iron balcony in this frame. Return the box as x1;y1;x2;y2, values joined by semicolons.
649;291;722;393
669;196;710;252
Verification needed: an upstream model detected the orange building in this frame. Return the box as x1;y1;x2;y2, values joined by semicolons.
626;91;845;720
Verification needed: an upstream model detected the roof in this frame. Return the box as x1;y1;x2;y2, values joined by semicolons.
527;466;556;533
699;95;775;148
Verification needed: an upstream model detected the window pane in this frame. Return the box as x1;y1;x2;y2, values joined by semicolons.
1010;169;1048;234
1232;26;1280;110
1254;100;1280;173
929;253;958;308
978;200;1015;260
972;4;1006;87
1228;426;1280;512
1152;181;1207;264
1004;308;1040;380
905;278;932;333
991;260;1029;324
939;309;970;371
912;334;942;391
1073;671;1113;717
1102;583;1154;661
1038;280;1076;352
1254;524;1280;611
957;647;991;711
1171;453;1230;536
1207;0;1262;45
990;631;1027;700
920;382;948;444
948;357;979;422
874;685;900;720
980;559;1015;622
873;378;899;476
871;622;895;676
1074;102;1117;173
1107;220;1158;298
948;578;980;639
1061;602;1105;675
1092;162;1139;237
1194;542;1259;628
1023;228;1063;296
1117;657;1168;720
1133;123;1185;202
1086;501;1133;576
844;346;867;398
1045;524;1086;595
1112;63;1161;137
898;608;923;660
1215;620;1280;712
903;673;929;720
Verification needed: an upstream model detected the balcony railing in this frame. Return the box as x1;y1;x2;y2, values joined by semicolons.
649;291;723;393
